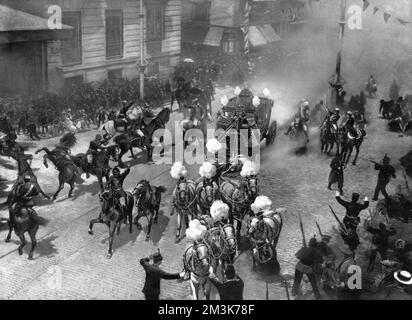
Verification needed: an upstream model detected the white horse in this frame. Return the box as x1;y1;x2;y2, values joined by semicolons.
183;241;215;300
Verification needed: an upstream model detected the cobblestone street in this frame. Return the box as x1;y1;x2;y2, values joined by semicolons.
0;85;411;300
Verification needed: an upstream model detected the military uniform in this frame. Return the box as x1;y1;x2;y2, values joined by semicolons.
328;156;344;194
106;167;130;207
367;224;396;272
209;265;244;300
336;194;369;231
372;156;396;201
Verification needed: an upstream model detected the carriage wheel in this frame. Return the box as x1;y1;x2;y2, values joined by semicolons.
266;121;277;146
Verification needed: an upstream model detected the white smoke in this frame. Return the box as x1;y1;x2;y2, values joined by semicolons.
220;95;229;106
199;162;217;179
206;138;222;154
240;160;259;177
263;88;270;97
234;86;241;95
170;162;188;179
186;219;207;242
252;96;260;107
251;195;272;214
210;200;229;222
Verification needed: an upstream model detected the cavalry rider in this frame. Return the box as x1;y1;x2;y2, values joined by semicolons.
342;111;359;139
285;113;309;143
105;166;131;211
85;134;108;178
10;175;49;218
336;191;369;232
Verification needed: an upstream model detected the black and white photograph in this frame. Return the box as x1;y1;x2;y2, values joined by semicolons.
1;0;412;305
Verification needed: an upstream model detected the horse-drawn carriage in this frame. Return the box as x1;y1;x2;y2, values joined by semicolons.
216;89;277;159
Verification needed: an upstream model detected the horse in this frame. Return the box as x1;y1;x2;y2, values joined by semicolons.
195;178;220;216
320;120;339;154
181;101;208;149
88;189;134;259
35;147;80;200
114;108;171;165
183;241;215;300
379;100;394;119
204;223;237;271
133;180;166;241
71;145;119;192
219;175;259;241
246;209;284;270
339;127;366;166
172;178;197;243
5;203;48;260
388;112;411;133
171;80;193;113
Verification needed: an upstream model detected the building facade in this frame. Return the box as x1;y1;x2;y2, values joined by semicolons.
0;0;182;94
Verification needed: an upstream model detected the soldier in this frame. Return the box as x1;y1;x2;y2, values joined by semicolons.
397;193;412;223
328;155;345;195
292;237;323;300
372;154;396;202
85;134;108;178
208;264;244;300
105;166;131;210
336;192;369;231
140;251;184;300
366;223;396;272
317;235;336;263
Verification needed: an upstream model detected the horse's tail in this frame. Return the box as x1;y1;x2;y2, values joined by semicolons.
32;215;49;227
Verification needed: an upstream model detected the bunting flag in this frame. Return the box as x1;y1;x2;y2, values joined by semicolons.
362;0;412;26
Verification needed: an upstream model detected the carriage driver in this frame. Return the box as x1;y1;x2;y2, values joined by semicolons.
105;166;131;210
85;134;108;178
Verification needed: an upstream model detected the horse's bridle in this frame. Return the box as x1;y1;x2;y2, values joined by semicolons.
245;175;259;199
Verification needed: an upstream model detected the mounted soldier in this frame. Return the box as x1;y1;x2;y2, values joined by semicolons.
105;166;131;212
85;134;109;178
342;111;359;139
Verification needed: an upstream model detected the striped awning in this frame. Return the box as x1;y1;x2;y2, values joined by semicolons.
203;26;225;47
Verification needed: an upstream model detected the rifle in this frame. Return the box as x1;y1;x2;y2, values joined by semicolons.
298;212;307;248
283;279;290;301
328;205;349;235
316;221;323;237
369;159;379;165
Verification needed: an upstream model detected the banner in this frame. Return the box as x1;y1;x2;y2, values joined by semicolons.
362;0;412;25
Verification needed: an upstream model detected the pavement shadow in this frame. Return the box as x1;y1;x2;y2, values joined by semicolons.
35;234;59;258
148;210;169;245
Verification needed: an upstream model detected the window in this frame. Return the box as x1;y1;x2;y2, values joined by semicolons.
146;5;165;41
61;12;82;66
191;2;209;22
106;10;123;59
108;69;123;81
222;33;237;54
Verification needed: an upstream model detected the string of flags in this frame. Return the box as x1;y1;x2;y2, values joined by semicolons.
362;0;412;25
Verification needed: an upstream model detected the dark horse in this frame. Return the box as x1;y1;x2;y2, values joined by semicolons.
339;127;367;166
379;100;394;119
88;189;134;259
320;120;339;155
71;146;119;192
35;147;80;200
133;180;166;241
114;107;170;165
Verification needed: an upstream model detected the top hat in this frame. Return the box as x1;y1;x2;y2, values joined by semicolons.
394;270;412;285
153;252;163;264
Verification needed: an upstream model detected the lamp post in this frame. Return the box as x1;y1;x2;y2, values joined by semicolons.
328;0;347;107
138;0;146;102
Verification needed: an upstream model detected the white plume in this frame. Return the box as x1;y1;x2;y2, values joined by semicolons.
210;200;229;222
234;86;241;95
170;162;188;179
206;138;222;154
252;96;260;107
263;88;270;97
199;162;217;179
220;95;229;107
251;196;272;214
186;219;207;242
240;160;259;177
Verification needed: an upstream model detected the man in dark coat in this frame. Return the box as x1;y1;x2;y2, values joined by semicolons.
208;264;244;300
140;251;183;300
397;193;412;223
372;154;396;202
366;223;396;272
328;155;345;194
292;237;324;300
336;192;369;231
